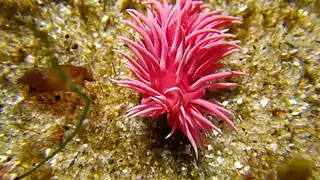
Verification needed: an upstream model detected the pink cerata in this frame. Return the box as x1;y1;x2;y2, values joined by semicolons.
115;0;247;157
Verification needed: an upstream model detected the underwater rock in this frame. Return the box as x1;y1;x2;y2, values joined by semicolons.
18;65;95;92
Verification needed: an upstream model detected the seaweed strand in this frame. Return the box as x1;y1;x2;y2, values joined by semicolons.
14;17;91;180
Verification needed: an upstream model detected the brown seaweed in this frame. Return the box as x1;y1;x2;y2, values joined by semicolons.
18;65;95;92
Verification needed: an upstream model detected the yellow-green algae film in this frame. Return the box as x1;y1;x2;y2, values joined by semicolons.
0;0;319;179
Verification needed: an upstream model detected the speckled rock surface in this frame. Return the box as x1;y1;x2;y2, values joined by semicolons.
0;0;319;179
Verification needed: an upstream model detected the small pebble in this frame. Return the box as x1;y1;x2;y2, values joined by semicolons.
222;101;229;106
260;97;270;107
234;161;243;169
237;98;243;104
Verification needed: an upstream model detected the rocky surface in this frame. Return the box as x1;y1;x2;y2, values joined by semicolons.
0;0;319;179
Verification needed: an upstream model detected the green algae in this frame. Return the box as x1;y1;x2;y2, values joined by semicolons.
277;158;313;180
0;0;319;179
